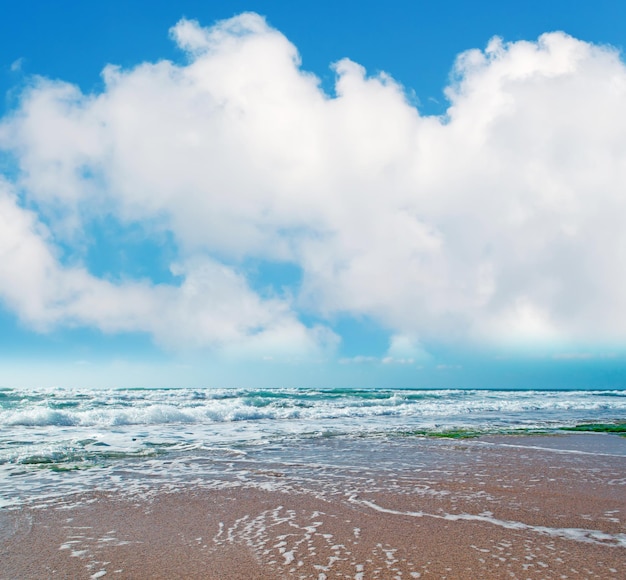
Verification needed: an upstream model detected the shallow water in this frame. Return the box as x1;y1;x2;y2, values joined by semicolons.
1;387;625;507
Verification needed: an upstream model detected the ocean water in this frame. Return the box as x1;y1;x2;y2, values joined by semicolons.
1;387;625;508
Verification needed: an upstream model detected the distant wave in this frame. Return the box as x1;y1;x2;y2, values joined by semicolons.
2;388;625;428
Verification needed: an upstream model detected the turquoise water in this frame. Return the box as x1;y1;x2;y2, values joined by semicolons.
1;387;625;507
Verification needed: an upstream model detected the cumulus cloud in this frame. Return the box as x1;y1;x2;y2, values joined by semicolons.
1;13;626;354
0;179;331;355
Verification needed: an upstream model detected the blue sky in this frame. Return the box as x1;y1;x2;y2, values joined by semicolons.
1;0;626;388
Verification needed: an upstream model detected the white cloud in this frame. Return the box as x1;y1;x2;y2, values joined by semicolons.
10;58;24;72
381;357;414;365
2;14;626;352
382;334;431;365
0;179;331;356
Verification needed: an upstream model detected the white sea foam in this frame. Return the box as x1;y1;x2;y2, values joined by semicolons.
350;497;626;548
1;387;625;506
2;388;625;429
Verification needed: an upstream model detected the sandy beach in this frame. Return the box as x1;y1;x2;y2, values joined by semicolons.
3;2;626;578
2;433;625;579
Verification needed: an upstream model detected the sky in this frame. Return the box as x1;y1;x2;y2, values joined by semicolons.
1;0;626;389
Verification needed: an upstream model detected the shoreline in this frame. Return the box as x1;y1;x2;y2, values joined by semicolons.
2;433;625;579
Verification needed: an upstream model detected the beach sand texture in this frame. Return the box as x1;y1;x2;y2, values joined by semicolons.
2;434;625;579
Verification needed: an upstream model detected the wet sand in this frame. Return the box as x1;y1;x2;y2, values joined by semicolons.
2;433;625;579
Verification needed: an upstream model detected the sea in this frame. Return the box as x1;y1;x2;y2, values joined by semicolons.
1;387;625;509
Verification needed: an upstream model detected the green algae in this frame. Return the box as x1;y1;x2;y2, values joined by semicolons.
396;426;557;439
560;423;626;434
